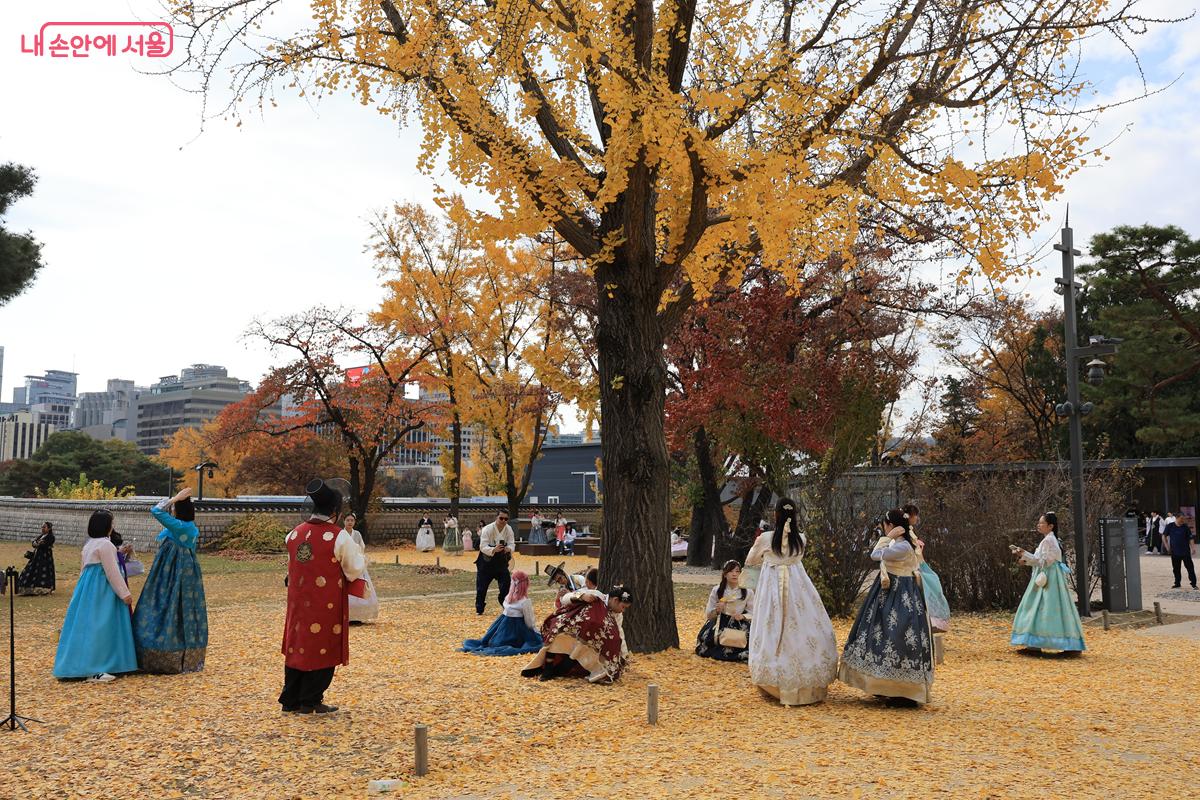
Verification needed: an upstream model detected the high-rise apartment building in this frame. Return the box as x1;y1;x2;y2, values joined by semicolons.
133;364;255;454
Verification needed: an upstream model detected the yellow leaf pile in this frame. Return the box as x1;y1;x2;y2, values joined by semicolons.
4;546;1196;798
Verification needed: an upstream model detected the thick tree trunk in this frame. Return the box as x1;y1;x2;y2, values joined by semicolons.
595;252;677;652
347;453;376;544
687;426;726;567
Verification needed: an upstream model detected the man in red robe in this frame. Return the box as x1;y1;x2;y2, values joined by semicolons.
279;479;366;715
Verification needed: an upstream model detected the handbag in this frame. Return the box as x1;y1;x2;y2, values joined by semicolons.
715;616;748;649
124;559;145;578
24;551;34;560
1035;570;1048;589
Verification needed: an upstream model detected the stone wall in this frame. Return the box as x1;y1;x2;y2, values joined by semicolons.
0;498;603;552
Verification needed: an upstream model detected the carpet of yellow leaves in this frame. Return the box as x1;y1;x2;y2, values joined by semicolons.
4;547;1197;799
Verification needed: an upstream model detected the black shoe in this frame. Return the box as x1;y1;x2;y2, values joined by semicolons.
520;666;543;678
282;705;304;714
311;704;339;714
1173;584;1182;589
286;706;316;714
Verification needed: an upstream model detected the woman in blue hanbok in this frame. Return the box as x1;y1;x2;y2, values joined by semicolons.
53;510;138;681
132;487;209;673
1010;512;1085;653
462;570;543;656
839;508;935;705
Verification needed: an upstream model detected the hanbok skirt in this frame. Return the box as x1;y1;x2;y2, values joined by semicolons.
132;538;209;673
749;562;839;705
523;600;627;683
17;547;56;595
349;566;380;622
528;525;548;545
462;531;474;552
53;564;138;678
463;614;543;656
695;614;751;662
839;573;934;704
415;526;436;552
442;527;463;552
1010;562;1086;652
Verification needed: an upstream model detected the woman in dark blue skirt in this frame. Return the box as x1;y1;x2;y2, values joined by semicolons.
838;508;935;705
463;570;543;656
16;521;56;595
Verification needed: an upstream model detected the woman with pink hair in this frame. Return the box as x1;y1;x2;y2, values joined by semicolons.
462;570;543;656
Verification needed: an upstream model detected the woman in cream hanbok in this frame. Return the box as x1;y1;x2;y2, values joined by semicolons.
745;498;838;706
344;514;379;623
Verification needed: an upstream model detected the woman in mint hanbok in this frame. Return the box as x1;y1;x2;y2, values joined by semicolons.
53;510;138;681
132;487;209;673
904;504;951;664
1010;512;1085;653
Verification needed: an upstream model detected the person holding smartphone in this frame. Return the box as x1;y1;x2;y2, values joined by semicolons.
474;510;515;615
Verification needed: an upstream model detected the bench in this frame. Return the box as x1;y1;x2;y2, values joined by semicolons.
516;542;560;556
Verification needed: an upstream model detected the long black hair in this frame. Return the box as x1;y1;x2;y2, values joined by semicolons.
773;497;803;557
716;559;747;601
885;508;916;549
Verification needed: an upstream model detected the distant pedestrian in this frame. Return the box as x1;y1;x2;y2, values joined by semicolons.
1146;511;1161;552
1164;513;1197;590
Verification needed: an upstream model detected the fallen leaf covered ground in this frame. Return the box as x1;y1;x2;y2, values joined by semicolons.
2;542;1196;799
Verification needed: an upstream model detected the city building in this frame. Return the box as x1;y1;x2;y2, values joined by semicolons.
0;409;57;461
72;379;139;441
23;369;78;407
525;442;603;504
133;364;255;454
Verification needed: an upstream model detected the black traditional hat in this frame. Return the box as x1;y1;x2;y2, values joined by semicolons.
544;561;569;586
305;478;344;516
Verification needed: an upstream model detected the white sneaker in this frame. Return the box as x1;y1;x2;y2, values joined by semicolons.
87;673;116;683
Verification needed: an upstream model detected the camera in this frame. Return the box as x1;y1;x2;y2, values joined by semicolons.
498;540;507;548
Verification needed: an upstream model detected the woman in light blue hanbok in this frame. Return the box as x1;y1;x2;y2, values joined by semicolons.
53;510;138;681
905;504;951;663
1010;512;1085;653
132;487;209;673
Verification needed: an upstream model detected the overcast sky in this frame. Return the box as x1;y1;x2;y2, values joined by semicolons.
2;1;1198;431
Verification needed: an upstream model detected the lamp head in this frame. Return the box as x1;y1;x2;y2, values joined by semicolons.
1085;358;1107;386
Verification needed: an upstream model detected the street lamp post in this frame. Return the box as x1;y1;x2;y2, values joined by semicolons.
194;461;219;501
1053;222;1119;617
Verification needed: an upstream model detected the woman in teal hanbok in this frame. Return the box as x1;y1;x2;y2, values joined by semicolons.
1010;512;1085;653
904;505;951;663
53;510;138;681
132;487;209;673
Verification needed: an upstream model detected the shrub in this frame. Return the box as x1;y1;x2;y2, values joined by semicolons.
209;513;291;553
38;472;133;500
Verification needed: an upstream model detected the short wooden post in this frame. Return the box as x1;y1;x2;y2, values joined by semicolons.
536;560;540;577
1101;609;1110;630
647;684;659;725
436;556;441;568
1154;601;1163;625
394;554;399;565
415;724;429;776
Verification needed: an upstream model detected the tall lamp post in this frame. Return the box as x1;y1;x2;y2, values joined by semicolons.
1052;222;1120;617
194;461;219;501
